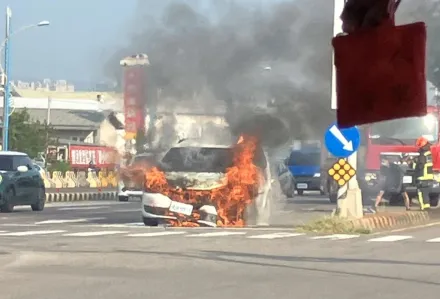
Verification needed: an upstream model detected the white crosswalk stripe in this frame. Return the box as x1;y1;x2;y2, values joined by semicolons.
247;232;304;239
63;231;127;237
426;238;440;243
0;230;66;236
367;235;413;242
128;231;187;237
35;218;105;224
186;231;247;237
311;234;360;240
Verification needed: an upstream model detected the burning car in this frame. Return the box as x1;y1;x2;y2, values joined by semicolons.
141;136;271;227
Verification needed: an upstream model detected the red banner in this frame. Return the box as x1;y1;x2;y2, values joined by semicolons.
123;66;146;139
69;145;116;168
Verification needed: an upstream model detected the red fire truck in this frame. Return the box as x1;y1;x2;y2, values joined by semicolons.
328;105;440;207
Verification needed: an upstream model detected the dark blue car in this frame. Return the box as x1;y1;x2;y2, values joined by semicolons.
286;149;324;195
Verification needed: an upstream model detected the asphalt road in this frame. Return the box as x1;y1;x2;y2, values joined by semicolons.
1;197;440;298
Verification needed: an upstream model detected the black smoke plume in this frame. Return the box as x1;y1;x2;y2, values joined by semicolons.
104;0;335;147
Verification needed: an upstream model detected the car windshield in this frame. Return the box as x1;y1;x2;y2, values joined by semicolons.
0;156;14;171
131;155;156;167
287;151;321;166
160;147;233;173
370;114;439;145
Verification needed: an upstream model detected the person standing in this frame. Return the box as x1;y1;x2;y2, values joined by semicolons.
414;136;434;210
374;157;410;211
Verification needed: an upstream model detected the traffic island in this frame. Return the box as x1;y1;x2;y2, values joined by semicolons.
45;191;117;202
351;211;431;231
297;216;372;234
297;210;439;234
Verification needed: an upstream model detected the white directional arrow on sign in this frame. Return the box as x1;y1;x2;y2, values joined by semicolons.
329;125;353;151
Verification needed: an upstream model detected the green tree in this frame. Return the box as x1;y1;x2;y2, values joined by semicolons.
7;109;54;158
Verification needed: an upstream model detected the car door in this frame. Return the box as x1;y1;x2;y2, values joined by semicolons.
12;156;28;202
22;156;40;202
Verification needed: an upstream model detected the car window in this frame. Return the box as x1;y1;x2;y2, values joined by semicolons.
0;155;14;171
287;151;321;166
160;146;267;172
13;156;33;170
161;147;233;173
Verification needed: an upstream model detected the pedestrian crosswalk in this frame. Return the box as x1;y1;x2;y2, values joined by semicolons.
0;225;439;243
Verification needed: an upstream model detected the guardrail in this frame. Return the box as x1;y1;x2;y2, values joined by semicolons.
40;170;118;189
45;187;117;203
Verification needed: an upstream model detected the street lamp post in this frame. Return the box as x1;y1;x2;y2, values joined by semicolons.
2;6;11;151
1;6;49;151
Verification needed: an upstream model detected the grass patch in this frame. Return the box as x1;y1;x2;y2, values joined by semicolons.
297;216;371;235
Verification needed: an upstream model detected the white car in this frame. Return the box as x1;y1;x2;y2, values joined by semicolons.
141;138;272;227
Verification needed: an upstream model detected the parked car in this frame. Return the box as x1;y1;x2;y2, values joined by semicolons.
0;151;46;212
141;138;271;227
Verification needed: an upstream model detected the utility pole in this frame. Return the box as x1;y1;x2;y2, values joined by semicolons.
2;7;11;151
332;0;363;218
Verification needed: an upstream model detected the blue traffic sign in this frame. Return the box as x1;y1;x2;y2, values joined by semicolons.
324;123;360;158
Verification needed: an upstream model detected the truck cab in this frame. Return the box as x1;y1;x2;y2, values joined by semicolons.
286;148;324;195
357;106;440;206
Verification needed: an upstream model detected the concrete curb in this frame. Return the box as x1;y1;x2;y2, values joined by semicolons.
351;211;430;231
45;191;117;203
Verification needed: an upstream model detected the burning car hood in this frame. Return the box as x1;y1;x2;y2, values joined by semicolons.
164;172;226;190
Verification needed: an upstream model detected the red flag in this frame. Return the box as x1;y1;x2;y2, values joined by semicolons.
334;0;427;128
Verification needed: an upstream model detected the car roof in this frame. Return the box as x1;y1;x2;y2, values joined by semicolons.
0;151;27;156
173;138;233;148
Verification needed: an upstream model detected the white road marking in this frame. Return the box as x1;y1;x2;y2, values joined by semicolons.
34;218;105;224
93;223;145;228
247;232;305;239
2;224;38;227
57;207;105;211
0;230;66;236
368;235;413;242
127;231;187;237
63;231;127;237
45;202;125;208
426;238;440;243
186;231;247;237
311;234;360;240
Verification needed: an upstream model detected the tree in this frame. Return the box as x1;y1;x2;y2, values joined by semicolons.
7;109;54;158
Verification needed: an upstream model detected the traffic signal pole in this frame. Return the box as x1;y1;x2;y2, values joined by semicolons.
332;0;363;218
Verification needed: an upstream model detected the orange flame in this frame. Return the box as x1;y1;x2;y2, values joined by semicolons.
144;135;262;227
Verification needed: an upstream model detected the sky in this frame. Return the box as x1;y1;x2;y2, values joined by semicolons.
0;0;138;87
0;0;284;89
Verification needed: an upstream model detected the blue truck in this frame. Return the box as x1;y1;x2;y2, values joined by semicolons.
286;147;325;195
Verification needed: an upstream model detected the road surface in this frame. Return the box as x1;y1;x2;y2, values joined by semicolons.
1;216;440;299
2;194;437;299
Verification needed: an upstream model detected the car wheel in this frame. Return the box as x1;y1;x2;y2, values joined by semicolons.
143;217;159;226
297;190;304;195
328;182;338;203
0;188;14;213
119;196;129;202
429;194;440;208
31;188;46;211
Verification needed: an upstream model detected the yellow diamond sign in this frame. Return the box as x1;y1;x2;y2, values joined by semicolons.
328;159;356;187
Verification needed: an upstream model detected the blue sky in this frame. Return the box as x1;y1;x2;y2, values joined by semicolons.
0;0;279;87
0;0;138;85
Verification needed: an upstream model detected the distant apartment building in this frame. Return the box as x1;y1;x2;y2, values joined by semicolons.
12;79;75;92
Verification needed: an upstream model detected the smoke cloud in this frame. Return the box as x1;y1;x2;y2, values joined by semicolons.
105;0;335;147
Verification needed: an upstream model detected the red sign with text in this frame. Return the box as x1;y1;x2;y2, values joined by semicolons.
69;145;116;168
123;66;146;139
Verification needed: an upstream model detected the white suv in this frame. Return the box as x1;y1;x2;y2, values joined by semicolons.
141;138;272;227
